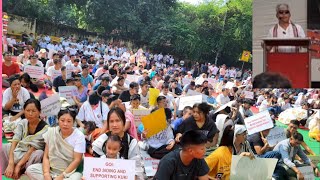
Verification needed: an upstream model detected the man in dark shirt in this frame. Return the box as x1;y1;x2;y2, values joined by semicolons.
118;82;139;102
154;130;209;180
53;66;67;92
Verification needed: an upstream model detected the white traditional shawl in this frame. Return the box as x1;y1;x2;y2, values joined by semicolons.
47;126;75;175
13;119;48;164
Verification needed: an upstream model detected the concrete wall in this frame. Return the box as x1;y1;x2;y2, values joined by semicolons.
7;14;36;35
252;0;307;77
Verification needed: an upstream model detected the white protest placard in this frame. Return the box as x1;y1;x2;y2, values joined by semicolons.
40;94;61;116
266;127;287;146
243;90;254;99
182;78;192;86
186;90;208;103
298;166;315;180
51;70;62;81
132;109;151;127
126;75;140;83
230;155;277;180
195;77;205;85
24;65;44;79
141;151;160;177
244;110;274;135
58;86;78;105
83;157;135;180
178;95;203;110
225;82;235;89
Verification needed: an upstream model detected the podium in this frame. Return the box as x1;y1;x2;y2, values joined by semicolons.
262;38;311;88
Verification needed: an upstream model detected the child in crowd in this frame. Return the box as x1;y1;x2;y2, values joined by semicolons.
102;134;122;159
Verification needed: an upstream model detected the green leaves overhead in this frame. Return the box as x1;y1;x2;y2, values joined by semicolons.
3;0;252;67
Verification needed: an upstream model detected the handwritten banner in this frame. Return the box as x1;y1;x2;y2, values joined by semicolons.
266;127;286;146
244;110;274;135
66;65;73;79
132;109;151;127
58;86;78;105
83;157;135;180
51;70;62;81
178;95;203;110
230;155;277;180
24;65;44;79
141;151;160;177
40;94;61;116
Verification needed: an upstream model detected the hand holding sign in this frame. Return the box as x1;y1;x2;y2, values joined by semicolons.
40;94;61;116
244;111;274;135
141;108;167;138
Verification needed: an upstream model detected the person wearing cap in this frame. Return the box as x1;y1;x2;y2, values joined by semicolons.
80;64;94;88
2;52;21;87
233;125;254;157
37;49;48;67
2;75;30;121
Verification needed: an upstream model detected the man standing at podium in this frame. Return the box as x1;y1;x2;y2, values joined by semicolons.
267;3;305;52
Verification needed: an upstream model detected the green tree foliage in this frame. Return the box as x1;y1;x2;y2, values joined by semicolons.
3;0;252;67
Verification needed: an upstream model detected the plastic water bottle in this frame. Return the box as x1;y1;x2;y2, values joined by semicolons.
48;116;56;126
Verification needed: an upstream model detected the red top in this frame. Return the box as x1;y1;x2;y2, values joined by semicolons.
2;62;20;77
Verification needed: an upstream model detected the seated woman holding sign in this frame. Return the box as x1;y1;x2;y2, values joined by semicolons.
175;103;219;149
91;107;144;179
205;125;253;179
24;54;45;88
26;109;86;180
141;107;178;159
2;75;31;121
1;99;48;179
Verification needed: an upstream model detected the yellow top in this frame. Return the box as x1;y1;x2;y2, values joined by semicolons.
205;146;232;180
